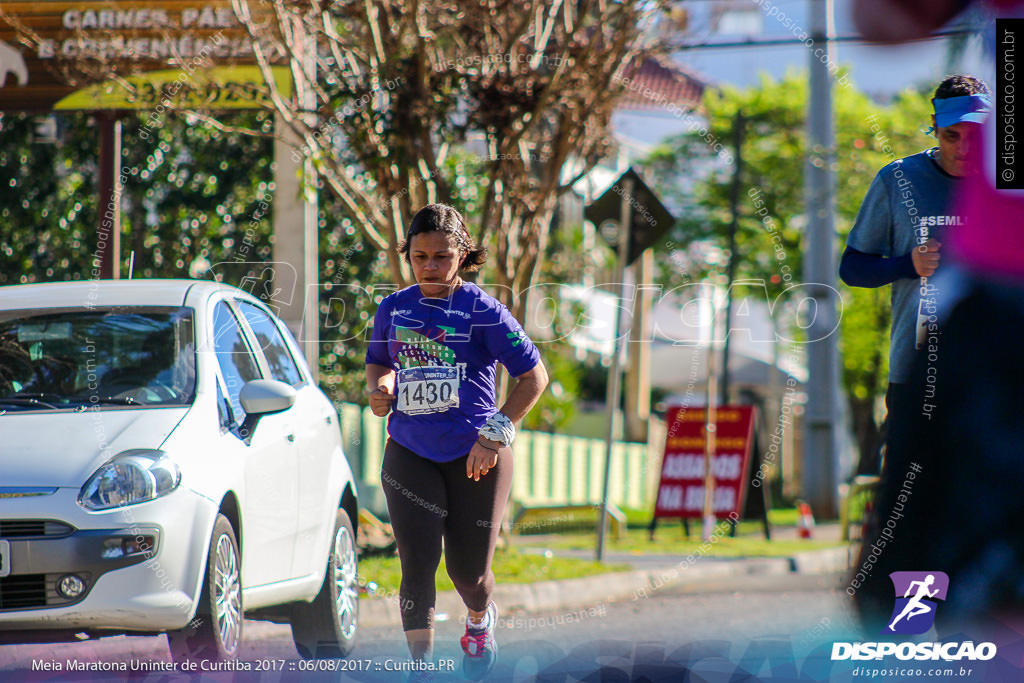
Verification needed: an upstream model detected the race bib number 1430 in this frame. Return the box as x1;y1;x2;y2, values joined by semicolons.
397;366;460;415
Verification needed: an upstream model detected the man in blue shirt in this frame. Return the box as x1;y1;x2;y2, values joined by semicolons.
840;74;990;459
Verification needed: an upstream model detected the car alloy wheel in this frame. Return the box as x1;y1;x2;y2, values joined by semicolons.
291;508;359;658
333;518;359;640
213;531;242;652
168;514;243;663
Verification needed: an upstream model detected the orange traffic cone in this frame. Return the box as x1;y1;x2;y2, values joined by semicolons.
797;502;815;539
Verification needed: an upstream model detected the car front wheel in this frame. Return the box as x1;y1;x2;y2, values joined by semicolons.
167;514;243;663
290;508;359;658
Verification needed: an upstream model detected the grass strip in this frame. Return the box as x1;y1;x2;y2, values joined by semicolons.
358;545;630;596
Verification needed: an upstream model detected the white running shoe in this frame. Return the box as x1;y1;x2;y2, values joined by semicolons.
460;601;498;680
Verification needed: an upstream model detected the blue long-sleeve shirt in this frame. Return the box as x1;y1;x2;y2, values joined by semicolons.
839;246;918;288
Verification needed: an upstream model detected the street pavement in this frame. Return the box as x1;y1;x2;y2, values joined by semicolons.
0;572;860;682
0;523;859;682
356;522;853;625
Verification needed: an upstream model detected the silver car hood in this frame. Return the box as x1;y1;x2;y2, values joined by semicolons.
0;408;189;488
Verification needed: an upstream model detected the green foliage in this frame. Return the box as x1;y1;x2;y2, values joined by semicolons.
522;349;583;432
0;113;99;284
642;71;935;465
0;111;273;285
120;112;274;281
317;192;394;403
0;111;382;406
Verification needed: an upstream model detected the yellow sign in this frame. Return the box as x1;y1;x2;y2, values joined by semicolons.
677;409;743;423
53;65;291;110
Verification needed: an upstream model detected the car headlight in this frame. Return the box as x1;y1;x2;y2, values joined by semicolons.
78;449;181;511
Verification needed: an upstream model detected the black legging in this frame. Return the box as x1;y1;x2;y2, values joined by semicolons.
381;438;513;631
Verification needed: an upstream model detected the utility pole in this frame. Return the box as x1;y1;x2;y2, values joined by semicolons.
702;281;720;542
802;0;842;517
597;176;633;563
720;110;744;406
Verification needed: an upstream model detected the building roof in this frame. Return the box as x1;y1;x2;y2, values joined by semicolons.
617;56;706;112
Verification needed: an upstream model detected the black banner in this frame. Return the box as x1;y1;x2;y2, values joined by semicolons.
996;18;1024;189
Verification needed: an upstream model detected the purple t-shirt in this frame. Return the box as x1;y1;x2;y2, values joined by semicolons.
365;282;541;462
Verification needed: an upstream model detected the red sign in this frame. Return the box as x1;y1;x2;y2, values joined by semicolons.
653;405;755;519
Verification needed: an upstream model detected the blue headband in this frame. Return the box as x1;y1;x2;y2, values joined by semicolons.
932;94;991;129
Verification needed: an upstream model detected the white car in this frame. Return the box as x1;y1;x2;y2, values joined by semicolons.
0;279;359;662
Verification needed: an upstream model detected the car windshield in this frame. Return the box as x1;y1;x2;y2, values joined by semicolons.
0;307;195;410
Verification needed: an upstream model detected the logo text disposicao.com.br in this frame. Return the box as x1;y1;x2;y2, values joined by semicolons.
849;665;979;679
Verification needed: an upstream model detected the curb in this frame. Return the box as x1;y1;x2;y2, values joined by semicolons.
790;546;852;574
358;546;852;627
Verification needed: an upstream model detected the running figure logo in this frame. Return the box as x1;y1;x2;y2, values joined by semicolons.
884;571;950;635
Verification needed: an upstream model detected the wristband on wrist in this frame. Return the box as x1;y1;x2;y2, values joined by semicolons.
479;411;515;446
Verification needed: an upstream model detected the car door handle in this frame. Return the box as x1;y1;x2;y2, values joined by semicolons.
286;433;295;442
324;415;333;425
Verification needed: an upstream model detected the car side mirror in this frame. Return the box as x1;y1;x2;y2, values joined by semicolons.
238;379;296;443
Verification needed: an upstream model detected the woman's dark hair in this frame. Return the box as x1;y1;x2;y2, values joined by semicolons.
934;74;989;100
398;204;487;272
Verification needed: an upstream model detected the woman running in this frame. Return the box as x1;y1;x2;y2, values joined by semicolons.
365;203;548;680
